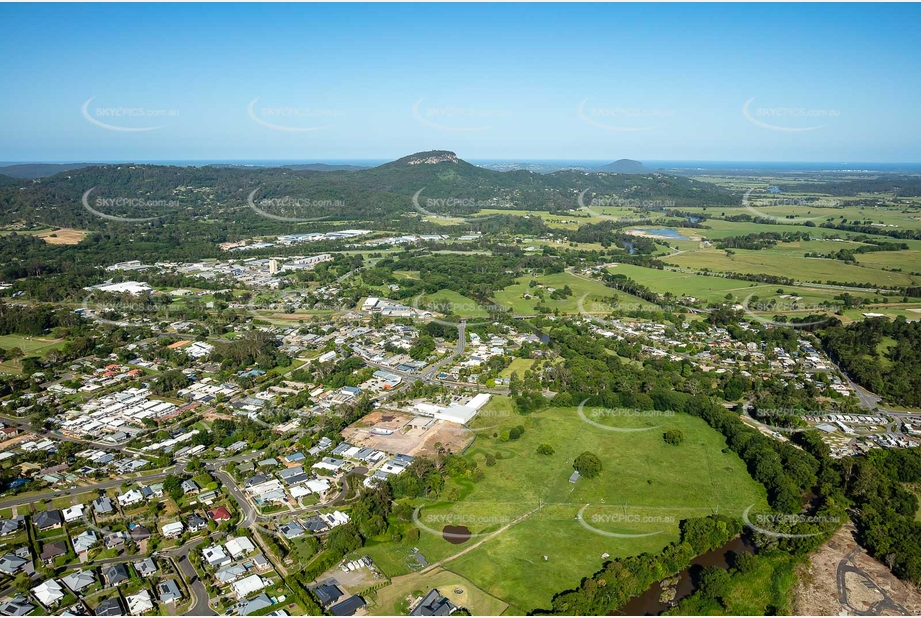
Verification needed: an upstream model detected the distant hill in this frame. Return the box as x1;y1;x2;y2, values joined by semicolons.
0;150;736;229
0;163;97;179
592;159;645;173
281;163;368;172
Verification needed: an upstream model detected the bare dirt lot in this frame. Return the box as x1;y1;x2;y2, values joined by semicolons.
342;410;473;457
794;522;921;616
35;228;88;244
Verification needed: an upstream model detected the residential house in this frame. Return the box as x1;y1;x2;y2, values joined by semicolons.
61;570;96;594
129;524;151;542
134;558;157;578
238;593;273;616
0;552;28;576
161;522;184;538
202;544;230;569
0;517;24;536
225;536;255;560
126;590;154;615
208;507;231;522
313;583;344;607
32;579;65;607
181;480;199;494
62;505;85;524
186;513;208;533
157;579;182;604
34;509;63;531
102;563;129;586
94;597;124;617
72;530;98;555
329;596;366;616
118;489;145;507
0;596;35;616
215;563;247;584
231;574;266;599
40;541;67;565
92;496;114;515
410;589;457;616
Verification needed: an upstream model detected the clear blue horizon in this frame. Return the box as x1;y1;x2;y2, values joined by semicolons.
1;3;919;163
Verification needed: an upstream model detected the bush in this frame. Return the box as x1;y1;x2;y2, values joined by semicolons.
537;443;555;455
663;429;685;446
573;451;602;478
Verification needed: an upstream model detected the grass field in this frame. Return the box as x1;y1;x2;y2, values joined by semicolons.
663;247;921;288
491;271;657;316
369;567;510;616
365;400;767;612
0;334;67;355
418;289;490;318
34;227;89;244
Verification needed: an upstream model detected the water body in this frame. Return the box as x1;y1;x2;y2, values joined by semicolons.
644;228;689;241
616;536;755;616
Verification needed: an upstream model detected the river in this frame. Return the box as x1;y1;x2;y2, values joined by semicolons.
615;536;755;616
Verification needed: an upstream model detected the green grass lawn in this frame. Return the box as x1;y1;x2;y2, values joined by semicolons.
663;246;921;288
0;334;67;355
366;401;767;612
418;289;490;318
491;271;657;316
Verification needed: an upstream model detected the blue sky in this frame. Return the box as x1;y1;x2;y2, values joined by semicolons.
1;3;919;163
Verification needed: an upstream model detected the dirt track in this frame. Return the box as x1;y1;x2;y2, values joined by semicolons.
794;523;921;616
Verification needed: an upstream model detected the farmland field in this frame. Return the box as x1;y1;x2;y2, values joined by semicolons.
365;400;768;612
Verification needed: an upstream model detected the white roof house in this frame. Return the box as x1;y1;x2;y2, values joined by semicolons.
161;522;184;538
62;504;86;523
231;574;266;599
202;544;230;568
225;537;256;559
126;589;155;615
32;579;65;607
